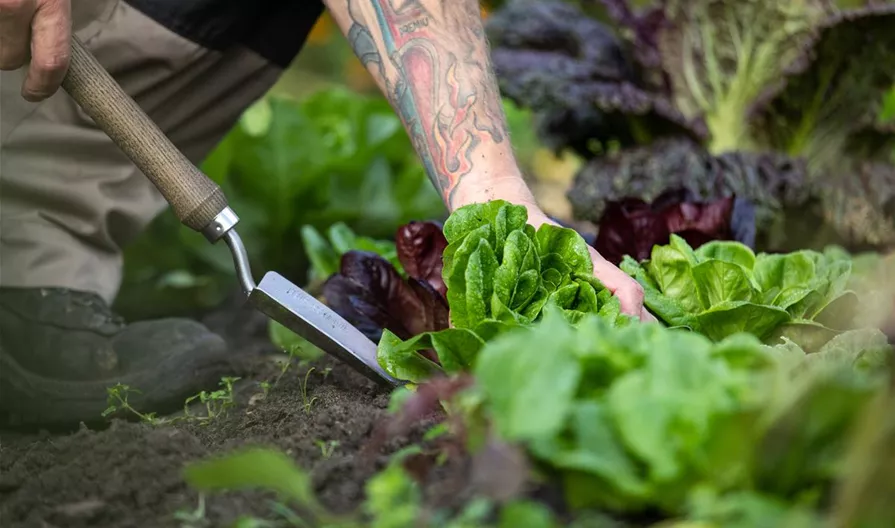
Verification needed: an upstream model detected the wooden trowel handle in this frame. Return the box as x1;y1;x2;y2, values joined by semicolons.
60;35;228;233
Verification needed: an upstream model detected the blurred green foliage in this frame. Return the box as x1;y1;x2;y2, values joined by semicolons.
115;92;537;321
115;88;445;319
300;222;402;286
880;86;895;124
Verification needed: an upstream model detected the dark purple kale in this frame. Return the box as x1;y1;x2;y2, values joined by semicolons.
485;0;705;156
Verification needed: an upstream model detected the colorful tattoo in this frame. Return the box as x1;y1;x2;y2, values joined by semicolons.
344;0;510;207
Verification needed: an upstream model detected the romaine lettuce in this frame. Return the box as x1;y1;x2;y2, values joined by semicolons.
378;201;631;383
468;305;891;516
621;235;859;346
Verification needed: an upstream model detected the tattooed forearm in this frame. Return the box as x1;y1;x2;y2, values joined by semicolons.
399;17;430;34
326;0;514;208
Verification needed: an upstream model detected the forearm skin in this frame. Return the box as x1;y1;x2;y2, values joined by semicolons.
325;0;526;210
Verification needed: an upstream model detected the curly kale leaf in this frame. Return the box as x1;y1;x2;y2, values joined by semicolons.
654;0;831;152
486;0;705;156
817;158;895;249
598;0;671;86
749;5;895;170
845;121;895;161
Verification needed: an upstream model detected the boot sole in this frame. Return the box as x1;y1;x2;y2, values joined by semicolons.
0;335;249;430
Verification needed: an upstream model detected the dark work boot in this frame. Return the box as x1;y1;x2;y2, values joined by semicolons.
0;287;249;429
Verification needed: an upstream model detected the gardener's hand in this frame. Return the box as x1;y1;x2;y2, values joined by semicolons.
526;208;656;323
0;0;72;101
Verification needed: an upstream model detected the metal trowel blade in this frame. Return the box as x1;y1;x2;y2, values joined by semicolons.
248;271;401;388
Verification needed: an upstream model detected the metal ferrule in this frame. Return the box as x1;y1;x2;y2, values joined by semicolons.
201;207;240;243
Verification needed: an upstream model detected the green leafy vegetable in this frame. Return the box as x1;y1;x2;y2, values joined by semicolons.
442;200;624;329
183;447;321;512
363;460;424;528
378;201;630;382
466;303;890;517
622;235;859;346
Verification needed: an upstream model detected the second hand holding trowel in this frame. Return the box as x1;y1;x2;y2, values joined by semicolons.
61;36;400;389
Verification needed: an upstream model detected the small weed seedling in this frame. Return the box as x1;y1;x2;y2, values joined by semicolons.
272;337;319;388
172;494;207;528
315;439;340;459
102;383;170;426
299;368;318;415
184;377;240;424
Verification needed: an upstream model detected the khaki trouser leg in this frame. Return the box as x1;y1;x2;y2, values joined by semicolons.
0;0;284;303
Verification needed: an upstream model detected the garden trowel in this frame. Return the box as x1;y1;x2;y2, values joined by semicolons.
60;36;400;388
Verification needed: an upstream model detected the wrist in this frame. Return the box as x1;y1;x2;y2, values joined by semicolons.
448;171;557;230
449;170;538;211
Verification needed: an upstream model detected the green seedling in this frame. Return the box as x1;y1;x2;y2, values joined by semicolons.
183;376;240;424
172;495;208;528
230;516;279;528
315;439;340;459
103;377;241;426
299;368;318;415
271;346;315;391
102;383;170;426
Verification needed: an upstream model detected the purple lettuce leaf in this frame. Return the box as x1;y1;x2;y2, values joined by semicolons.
592;197;671;266
593;188;755;265
322;251;449;344
396;221;448;297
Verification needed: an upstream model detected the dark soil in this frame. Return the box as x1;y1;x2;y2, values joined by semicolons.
0;296;464;528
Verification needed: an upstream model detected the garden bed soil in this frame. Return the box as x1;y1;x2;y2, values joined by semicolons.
0;298;464;528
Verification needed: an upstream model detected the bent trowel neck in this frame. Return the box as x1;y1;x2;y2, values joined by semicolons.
209;208;401;389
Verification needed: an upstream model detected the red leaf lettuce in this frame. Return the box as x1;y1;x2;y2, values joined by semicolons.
593;188;757;265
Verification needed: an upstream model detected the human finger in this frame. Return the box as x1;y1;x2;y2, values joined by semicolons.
21;0;70;101
0;0;36;73
589;249;645;318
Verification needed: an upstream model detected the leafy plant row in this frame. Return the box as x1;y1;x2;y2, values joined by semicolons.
485;0;895;253
185;200;894;527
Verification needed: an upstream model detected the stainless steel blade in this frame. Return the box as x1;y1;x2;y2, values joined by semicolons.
248;271;401;388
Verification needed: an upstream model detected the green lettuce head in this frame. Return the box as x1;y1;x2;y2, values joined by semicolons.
621;235;858;347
